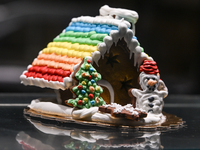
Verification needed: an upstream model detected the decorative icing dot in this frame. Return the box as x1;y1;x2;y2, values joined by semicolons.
96;86;100;91
78;85;83;90
94;72;98;77
89;86;95;93
88;93;94;99
95;97;99;104
82;72;88;77
81;90;86;94
87;59;91;63
85;64;90;69
81;81;87;85
88;75;92;80
83;97;88;102
90;100;95;105
78;100;83;105
89;68;94;72
91;79;95;83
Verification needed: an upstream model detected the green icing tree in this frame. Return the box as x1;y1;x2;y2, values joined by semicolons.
67;57;106;109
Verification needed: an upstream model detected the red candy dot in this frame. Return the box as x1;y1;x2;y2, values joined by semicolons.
87;59;91;63
89;94;94;99
78;85;83;90
78;100;83;105
88;75;92;80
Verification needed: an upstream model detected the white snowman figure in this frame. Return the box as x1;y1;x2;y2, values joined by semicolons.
130;60;168;115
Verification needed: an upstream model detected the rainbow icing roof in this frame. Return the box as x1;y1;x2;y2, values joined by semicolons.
20;5;151;90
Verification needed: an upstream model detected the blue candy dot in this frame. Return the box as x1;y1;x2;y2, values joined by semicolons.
81;90;86;94
90;100;95;105
90;68;94;72
91;79;95;83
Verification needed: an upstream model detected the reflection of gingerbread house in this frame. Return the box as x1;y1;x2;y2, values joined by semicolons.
20;5;152;105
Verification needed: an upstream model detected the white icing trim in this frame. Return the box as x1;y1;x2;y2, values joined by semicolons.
20;74;69;90
99;5;139;35
99;5;139;24
93;23;152;67
28;99;165;125
71;16;131;28
97;79;114;103
28;99;73;117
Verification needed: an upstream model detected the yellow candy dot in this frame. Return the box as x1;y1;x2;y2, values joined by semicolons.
85;64;89;69
81;81;86;85
83;98;88;102
96;86;100;91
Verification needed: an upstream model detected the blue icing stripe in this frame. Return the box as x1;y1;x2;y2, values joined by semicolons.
65;22;118;34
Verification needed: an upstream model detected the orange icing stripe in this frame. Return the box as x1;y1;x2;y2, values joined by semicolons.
37;53;82;65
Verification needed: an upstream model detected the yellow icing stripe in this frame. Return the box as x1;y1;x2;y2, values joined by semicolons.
42;42;98;58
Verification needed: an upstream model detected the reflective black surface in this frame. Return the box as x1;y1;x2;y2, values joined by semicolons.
0;93;200;149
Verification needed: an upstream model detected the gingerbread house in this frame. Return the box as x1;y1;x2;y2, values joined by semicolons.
20;5;152;105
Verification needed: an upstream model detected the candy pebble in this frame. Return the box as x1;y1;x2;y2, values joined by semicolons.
78;100;83;105
81;90;86;94
89;93;94;99
96;86;100;91
89;86;95;93
83;97;88;102
78;85;83;90
81;81;87;85
87;59;91;63
88;75;92;80
91;79;95;83
90;100;95;105
94;72;98;77
85;64;90;69
95;97;99;104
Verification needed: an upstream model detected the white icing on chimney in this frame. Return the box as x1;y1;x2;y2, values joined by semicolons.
99;5;139;35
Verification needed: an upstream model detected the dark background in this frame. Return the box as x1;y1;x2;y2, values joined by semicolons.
0;0;199;95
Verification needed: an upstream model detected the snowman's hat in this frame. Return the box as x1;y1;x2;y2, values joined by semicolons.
139;60;159;75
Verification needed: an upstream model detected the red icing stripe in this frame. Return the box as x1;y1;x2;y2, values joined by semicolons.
25;66;71;82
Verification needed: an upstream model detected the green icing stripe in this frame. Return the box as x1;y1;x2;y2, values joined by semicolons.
54;31;108;46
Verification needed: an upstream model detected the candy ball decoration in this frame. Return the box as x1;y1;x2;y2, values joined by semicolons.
81;81;87;85
82;72;88;77
94;72;98;77
90;100;95;105
90;68;94;72
89;94;94;99
78;100;83;105
81;90;86;94
66;57;106;109
88;75;92;80
85;64;90;69
83;97;88;102
87;59;91;63
91;79;95;83
89;86;95;93
78;85;83;90
95;97;99;104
